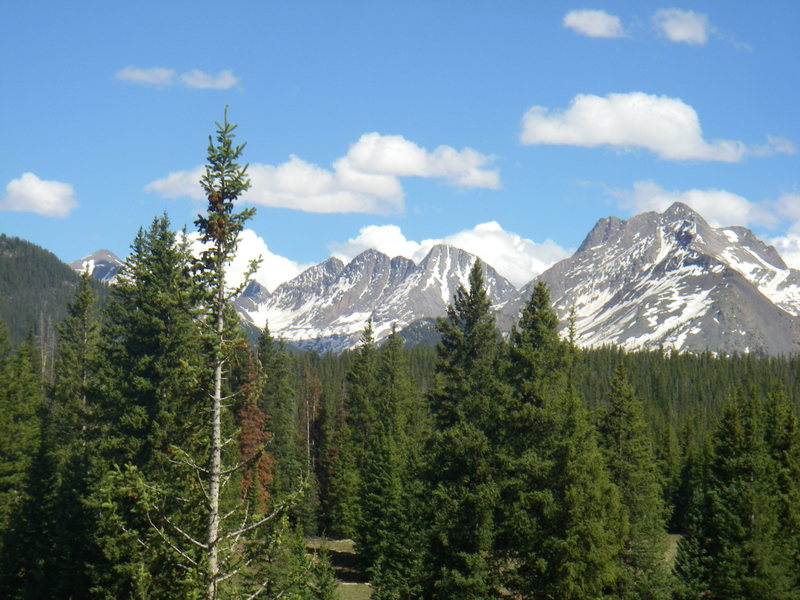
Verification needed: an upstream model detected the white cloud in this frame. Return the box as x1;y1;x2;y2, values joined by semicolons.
770;193;800;269
749;136;797;157
1;172;78;218
618;180;773;228
343;133;500;189
775;193;800;221
329;225;432;263
330;222;570;287
116;66;176;86
563;10;625;38
770;232;800;270
186;229;312;292
444;222;571;286
116;66;240;90
146;133;499;215
520;92;747;162
247;155;403;215
144;166;205;199
653;9;710;45
180;69;240;90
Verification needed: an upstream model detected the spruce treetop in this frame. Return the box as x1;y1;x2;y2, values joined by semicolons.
194;107;257;296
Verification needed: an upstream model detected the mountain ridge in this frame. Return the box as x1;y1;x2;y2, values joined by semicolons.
233;243;515;353
63;202;800;355
517;202;800;355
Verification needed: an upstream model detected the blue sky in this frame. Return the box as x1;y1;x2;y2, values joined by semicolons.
2;1;798;289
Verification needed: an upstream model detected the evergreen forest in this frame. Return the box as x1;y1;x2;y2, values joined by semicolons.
1;114;798;599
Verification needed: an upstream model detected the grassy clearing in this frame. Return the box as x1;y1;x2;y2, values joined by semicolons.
307;537;356;554
666;534;682;567
308;537;370;593
337;582;372;600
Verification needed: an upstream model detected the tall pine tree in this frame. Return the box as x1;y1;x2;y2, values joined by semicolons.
358;328;425;600
190;109;310;599
324;323;378;538
0;333;43;542
0;272;102;598
257;324;303;509
500;281;622;599
682;392;799;599
763;391;800;593
422;260;508;600
90;214;207;599
598;364;672;599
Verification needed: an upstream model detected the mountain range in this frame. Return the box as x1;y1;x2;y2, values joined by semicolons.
69;202;800;355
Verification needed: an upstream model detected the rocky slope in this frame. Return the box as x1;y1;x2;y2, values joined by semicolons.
233;244;517;352
501;202;800;355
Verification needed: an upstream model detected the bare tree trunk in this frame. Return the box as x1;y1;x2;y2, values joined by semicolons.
207;277;225;600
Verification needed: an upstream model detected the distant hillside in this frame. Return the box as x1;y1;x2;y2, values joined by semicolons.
0;234;107;347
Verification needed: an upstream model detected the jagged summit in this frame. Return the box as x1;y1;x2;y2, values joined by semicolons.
233;244;515;352
576;215;626;253
662;200;703;220
503;202;800;355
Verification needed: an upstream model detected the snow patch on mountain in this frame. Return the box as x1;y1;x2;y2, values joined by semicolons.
505;202;800;355
69;249;123;283
232;244;516;352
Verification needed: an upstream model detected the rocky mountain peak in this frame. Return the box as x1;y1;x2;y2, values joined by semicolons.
291;256;345;290
661;201;705;223
576;215;626;253
503;202;800;355
69;249;123;283
349;248;388;265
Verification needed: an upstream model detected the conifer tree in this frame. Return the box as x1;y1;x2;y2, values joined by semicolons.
763;392;800;592
257;324;302;507
360;421;412;598
324;324;378;538
358;328;424;599
0;333;50;599
345;321;380;471
193;112;257;599
0;334;43;539
685;392;798;599
92;112;310;599
51;271;101;444
655;419;681;524
0;316;18;541
236;348;275;516
297;359;323;534
673;441;710;600
320;414;359;539
306;545;338;600
0;272;103;598
422;260;507;600
49;272;103;595
190;109;309;599
95;214;204;469
598;364;672;599
90;214;208;598
500;281;622;599
0;422;58;599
